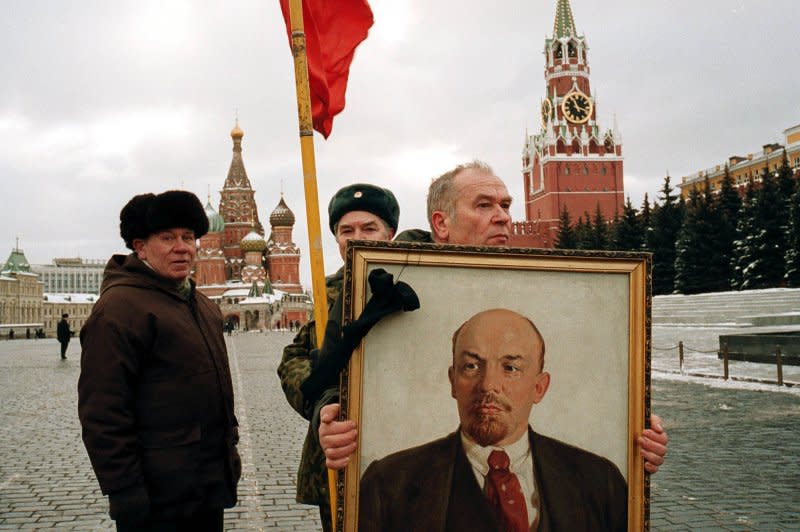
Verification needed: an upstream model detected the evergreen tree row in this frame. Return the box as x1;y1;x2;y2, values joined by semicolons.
554;150;800;295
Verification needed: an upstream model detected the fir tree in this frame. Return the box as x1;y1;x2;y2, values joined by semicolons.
649;176;683;294
590;204;608;250
613;196;644;251
777;149;796;200
785;185;800;286
713;164;742;288
554;204;576;249
640;193;653;252
754;163;787;286
574;214;592;250
674;179;718;293
734;166;786;288
731;180;757;290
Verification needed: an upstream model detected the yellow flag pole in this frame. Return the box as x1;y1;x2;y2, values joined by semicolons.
286;0;337;529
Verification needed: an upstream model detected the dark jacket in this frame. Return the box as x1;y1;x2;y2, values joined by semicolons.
394;228;433;243
359;428;627;532
56;318;71;343
78;254;241;521
277;267;343;505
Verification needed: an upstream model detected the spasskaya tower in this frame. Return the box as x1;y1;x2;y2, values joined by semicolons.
519;0;624;244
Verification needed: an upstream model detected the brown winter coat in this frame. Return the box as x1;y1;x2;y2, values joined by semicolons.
78;254;241;521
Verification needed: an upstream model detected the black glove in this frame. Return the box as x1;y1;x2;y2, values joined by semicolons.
108;483;151;523
300;269;420;405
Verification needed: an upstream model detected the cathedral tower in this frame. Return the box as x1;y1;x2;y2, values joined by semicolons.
266;195;302;294
521;0;624;241
219;120;264;272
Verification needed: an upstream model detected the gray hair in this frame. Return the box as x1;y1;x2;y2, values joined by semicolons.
426;160;495;231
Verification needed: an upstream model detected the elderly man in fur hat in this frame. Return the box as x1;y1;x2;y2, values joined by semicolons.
78;190;241;532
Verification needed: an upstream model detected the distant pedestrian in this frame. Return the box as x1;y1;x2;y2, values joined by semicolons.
26;328;31;339
57;314;72;359
8;329;14;340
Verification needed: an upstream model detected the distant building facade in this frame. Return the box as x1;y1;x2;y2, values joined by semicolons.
32;258;106;295
194;121;310;330
514;0;624;247
0;246;44;337
42;293;97;337
680;124;800;196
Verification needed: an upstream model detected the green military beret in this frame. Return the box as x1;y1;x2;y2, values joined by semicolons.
328;183;400;234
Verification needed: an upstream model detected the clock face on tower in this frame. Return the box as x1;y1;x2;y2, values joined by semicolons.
541;99;553;126
561;91;593;124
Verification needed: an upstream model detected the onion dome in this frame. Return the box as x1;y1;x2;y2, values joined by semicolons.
269;195;296;227
204;200;225;233
231;119;244;140
240;230;267;252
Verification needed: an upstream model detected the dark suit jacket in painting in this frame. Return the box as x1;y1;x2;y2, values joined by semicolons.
359;427;627;532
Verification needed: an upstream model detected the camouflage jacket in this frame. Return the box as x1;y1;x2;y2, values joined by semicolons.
277;231;430;506
277;267;344;506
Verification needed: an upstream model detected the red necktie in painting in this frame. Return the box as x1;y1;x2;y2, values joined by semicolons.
485;450;529;532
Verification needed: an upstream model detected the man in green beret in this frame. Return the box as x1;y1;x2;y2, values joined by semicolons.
277;183;400;532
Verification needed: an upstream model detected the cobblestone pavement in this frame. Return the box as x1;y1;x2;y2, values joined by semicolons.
1;332;799;531
649;376;800;531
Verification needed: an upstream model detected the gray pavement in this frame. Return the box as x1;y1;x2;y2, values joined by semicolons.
1;332;799;531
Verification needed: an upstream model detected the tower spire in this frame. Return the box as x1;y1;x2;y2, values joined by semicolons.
553;0;577;38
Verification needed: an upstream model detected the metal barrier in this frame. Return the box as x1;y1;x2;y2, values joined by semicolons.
652;340;795;387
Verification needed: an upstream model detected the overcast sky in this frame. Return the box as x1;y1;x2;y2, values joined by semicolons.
1;0;798;286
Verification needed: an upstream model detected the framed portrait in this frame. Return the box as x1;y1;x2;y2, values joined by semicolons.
337;240;651;531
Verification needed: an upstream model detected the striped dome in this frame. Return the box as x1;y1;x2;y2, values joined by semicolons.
240;230;267;252
269;196;296;227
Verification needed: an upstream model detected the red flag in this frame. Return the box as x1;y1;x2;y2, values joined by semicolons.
280;0;374;138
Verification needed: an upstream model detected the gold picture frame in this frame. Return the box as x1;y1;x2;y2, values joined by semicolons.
337;240;651;531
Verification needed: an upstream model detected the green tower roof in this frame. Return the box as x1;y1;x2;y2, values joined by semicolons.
3;247;32;273
248;280;262;298
553;0;577;38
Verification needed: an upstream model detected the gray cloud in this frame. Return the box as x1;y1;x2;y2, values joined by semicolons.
1;0;797;286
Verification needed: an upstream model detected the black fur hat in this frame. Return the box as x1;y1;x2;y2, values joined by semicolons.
119;190;209;249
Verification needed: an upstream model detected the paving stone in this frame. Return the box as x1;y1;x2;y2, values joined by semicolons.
2;331;799;530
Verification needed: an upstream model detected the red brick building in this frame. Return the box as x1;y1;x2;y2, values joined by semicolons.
511;0;624;247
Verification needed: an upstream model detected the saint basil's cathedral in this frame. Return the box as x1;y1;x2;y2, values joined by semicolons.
510;0;624;247
194;121;310;331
